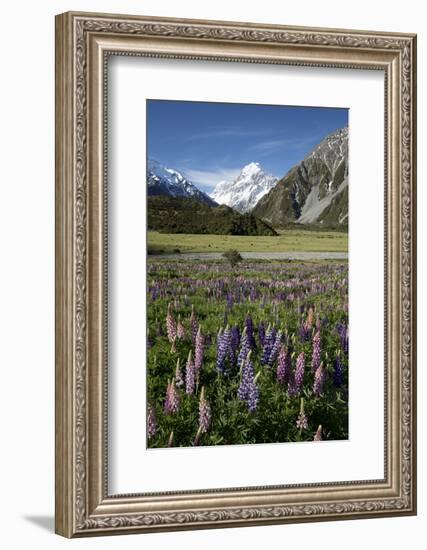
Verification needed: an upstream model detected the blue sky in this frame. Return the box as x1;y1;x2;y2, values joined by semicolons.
147;100;348;193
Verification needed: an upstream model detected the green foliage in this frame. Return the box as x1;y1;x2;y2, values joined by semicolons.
147;195;277;236
147;259;349;448
222;249;243;268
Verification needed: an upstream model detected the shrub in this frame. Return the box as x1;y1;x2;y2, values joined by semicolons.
222;249;243;268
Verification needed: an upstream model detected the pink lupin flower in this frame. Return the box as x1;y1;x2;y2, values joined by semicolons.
313;362;327;396
166;303;177;343
164;378;180;415
296;397;308;431
185;350;195;395
288;352;305;397
198;387;211;434
311;330;321;372
306;307;314;329
314;425;323;441
147;403;157;439
175;357;184;388
177;314;185;340
194;426;203;447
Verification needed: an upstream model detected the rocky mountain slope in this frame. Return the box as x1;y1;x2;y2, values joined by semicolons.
147;159;216;206
210;162;278;213
252;127;348;227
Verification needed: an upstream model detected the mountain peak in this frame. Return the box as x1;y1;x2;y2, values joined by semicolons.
252;126;349;227
241;161;261;175
147;158;216;206
210;162;277;213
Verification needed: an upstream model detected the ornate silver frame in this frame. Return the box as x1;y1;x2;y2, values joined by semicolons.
55;11;417;537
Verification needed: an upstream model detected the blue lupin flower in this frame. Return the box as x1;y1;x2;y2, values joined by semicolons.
268;329;283;367
237;351;254;401
247;377;260;413
261;325;276;365
216;325;231;374
237;327;250;371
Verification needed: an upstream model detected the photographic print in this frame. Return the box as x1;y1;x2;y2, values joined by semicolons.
56;13;416;536
146;100;349;448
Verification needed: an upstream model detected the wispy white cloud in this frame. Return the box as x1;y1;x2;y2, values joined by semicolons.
249;136;320;155
184;127;271;142
184;167;241;191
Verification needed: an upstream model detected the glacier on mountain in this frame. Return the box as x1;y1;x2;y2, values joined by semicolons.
210;162;278;213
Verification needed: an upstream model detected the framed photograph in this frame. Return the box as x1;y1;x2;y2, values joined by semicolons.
55;11;417;537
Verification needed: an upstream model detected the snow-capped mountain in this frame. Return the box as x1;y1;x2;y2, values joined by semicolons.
253;126;348;226
210;162;278;213
147;159;216;206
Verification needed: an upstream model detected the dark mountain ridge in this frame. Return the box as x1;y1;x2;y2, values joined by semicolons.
148;196;277;236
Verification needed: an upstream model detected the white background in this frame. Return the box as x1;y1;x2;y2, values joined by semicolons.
0;1;424;549
109;58;384;493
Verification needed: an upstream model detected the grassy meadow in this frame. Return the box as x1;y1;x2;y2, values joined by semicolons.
148;229;348;254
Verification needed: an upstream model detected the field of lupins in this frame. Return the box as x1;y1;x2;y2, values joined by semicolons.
147;259;348;448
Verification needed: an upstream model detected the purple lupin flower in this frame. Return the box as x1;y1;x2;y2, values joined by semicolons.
245;313;256;350
216;327;224;372
238;351;255;401
166;303;177;343
238;352;260;412
194;326;205;372
147;403;157;439
247;374;260;413
336;322;349;354
343;325;349;354
296;398;308;430
261;324;275;365
276;346;292;386
268;329;283;367
185;351;195;395
311;330;321;373
288;352;305;397
333;352;344;387
230;325;240;357
164;378;180;414
216;325;231;374
175;357;184;388
198;387;211;434
176;315;185;340
313;362;327;396
314;425;323;441
237;327;250;371
190;305;198;344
